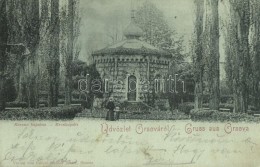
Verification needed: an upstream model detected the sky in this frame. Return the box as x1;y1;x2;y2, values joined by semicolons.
78;0;194;62
78;0;227;65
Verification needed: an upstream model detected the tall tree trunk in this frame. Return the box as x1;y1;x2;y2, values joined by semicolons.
26;0;40;108
251;0;260;110
65;71;72;105
48;0;60;107
65;0;75;105
0;0;8;111
230;0;250;113
193;0;204;110
204;0;220;110
6;0;22;103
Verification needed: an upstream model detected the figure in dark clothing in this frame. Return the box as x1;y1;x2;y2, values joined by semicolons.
114;107;120;120
81;96;91;112
106;97;115;121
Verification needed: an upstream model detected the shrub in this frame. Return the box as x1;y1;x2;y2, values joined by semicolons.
220;95;233;104
90;108;189;120
6;101;28;108
4;78;17;102
178;102;194;115
39;100;48;107
0;106;82;120
190;109;215;121
221;103;233;112
58;99;85;104
190;109;260;122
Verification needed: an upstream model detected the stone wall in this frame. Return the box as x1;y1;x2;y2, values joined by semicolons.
93;54;171;103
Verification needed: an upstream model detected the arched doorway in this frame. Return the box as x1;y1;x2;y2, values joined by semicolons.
128;75;137;101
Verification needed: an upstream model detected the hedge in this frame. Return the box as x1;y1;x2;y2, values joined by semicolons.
0;106;82;120
190;109;260;122
178;103;235;115
178;102;194;115
6;101;28;108
90;108;189;120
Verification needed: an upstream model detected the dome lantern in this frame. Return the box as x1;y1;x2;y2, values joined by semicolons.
123;10;143;39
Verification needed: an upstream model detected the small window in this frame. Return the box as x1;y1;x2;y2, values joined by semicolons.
155;78;160;93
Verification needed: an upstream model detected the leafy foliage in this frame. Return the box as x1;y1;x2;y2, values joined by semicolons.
134;1;184;62
190;109;260;122
223;0;251;113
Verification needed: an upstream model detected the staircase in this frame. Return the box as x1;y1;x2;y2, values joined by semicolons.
119;101;155;113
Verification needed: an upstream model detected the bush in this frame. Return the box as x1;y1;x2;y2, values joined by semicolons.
220;95;233;104
39;100;48;107
190;109;260;122
58;99;85;104
6;101;28;108
4;78;17;102
178;102;194;115
0;106;82;120
190;109;215;121
90;108;189;120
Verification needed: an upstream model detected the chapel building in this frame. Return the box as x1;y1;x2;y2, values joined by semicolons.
92;12;172;103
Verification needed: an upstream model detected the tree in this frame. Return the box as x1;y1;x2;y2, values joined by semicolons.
47;0;60;107
203;0;220;110
38;0;51;94
193;0;204;110
73;61;103;107
134;1;184;62
61;0;80;105
22;0;40;108
226;0;250;113
0;0;8;111
2;0;39;108
232;0;250;113
250;0;260;110
134;1;184;107
7;0;25;103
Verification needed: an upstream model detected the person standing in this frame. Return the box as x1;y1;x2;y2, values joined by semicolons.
106;97;115;121
114;107;120;120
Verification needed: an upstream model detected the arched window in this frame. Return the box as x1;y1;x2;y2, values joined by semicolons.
162;78;166;93
155;78;160;93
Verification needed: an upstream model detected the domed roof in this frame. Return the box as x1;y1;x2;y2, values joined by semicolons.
92;39;171;57
123;21;143;39
92;11;171;58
